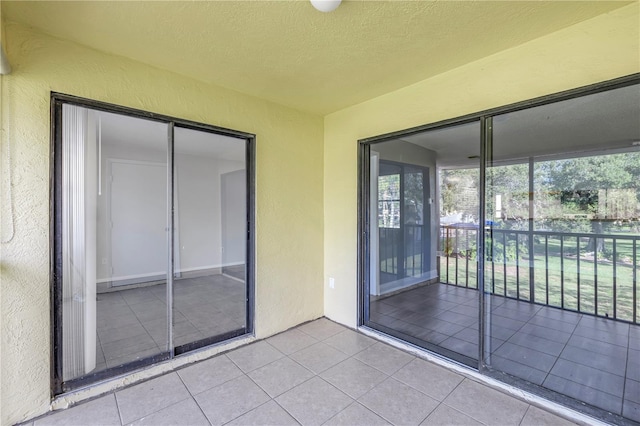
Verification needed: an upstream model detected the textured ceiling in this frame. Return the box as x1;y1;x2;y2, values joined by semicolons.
2;1;632;115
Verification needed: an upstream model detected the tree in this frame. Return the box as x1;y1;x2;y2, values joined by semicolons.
439;151;640;258
542;152;640;255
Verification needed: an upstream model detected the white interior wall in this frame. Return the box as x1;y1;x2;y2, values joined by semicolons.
95;139;245;283
175;152;245;273
220;169;247;267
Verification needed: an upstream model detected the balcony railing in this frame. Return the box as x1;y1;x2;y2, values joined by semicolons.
440;224;639;324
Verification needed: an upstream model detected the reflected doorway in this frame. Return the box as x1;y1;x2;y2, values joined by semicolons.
365;121;481;367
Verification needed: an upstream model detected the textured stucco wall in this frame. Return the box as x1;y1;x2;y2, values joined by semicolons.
323;4;640;327
0;23;324;424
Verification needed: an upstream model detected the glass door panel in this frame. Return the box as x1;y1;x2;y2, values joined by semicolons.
485;84;640;419
54;97;254;393
59;105;170;385
172;126;248;353
365;121;481;366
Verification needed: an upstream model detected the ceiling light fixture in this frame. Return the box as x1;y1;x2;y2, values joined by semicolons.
310;0;342;13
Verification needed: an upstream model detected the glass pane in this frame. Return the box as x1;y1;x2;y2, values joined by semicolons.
378;173;400;228
366;121;481;366
405;168;425;277
486;83;640;420
173;126;247;350
440;168;481;289
61;105;169;381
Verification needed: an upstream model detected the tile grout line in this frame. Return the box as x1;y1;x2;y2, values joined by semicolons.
174;366;214;426
112;390;125;426
350;375;398;425
539;314;626;415
431;378;471;424
265;356;318;425
318;401;379;426
518;404;532;426
352;342;416;376
243;353;313;399
524;302;575;387
249;341;353;426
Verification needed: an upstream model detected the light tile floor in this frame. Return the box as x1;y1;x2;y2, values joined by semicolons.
27;318;578;426
370;283;640;422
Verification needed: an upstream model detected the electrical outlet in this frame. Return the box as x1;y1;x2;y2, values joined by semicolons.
329;277;335;289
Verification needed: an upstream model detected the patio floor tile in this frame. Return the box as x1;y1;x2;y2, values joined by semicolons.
420;404;482;426
320;358;388;399
226;340;284;373
177;354;243;395
225;401;298;426
297;318;345;341
29;318;594;426
354;342;415;375
127;398;208;426
266;328;318;355
323;329;377;356
34;395;120;426
324;402;391;426
115;373;190;425
520;405;576;426
392;358;464;401
193;375;270;426
289;341;349;374
443;379;529;426
358;378;438;425
247;356;314;398
275;376;352;426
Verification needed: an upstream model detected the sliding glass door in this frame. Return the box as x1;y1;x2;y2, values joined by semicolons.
360;77;639;423
172;126;248;353
484;84;640;420
364;121;481;367
53;96;254;393
57;105;171;385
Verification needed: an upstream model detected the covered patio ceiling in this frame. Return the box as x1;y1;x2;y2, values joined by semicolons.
1;1;632;115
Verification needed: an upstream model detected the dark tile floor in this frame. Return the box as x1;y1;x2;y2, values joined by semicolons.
93;273;246;374
370;283;640;422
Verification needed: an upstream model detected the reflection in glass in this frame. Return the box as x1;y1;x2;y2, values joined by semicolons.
366;121;481;366
173;127;247;350
485;84;640;419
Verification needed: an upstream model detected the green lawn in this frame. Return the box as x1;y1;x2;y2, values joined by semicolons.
439;238;639;323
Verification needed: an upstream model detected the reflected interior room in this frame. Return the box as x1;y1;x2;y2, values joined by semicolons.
60;105;248;384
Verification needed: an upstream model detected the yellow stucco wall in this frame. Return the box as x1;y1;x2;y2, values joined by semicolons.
0;23;324;424
323;3;640;327
2;2;640;424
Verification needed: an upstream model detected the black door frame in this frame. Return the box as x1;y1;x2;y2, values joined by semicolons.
357;73;640;425
50;93;256;395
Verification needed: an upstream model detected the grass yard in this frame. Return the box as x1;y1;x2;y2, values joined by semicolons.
440;235;639;323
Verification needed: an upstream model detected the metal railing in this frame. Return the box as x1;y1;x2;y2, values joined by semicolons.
440;224;639;324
